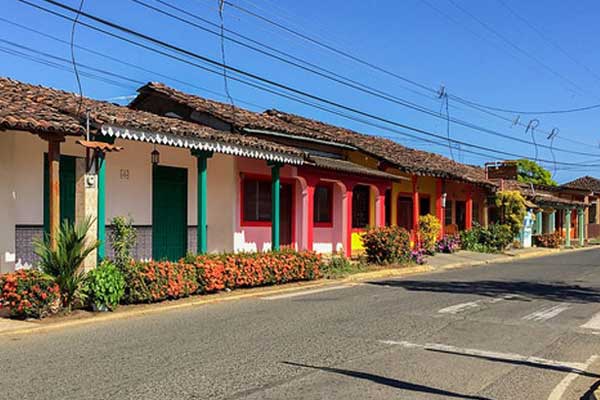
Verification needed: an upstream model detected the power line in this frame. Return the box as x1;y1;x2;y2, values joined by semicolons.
216;0;598;150
0;16;267;111
0;45;138;90
17;0;600;167
124;0;600;158
497;0;600;87
70;0;85;116
446;0;593;98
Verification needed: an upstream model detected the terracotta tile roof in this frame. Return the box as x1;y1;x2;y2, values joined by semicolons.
265;109;491;185
0;77;304;158
308;156;403;181
562;176;600;193
502;180;585;207
134;82;492;185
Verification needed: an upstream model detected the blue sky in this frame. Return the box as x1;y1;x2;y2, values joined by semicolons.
2;0;600;183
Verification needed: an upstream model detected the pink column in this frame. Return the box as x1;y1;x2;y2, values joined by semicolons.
345;181;355;258
412;176;420;244
436;178;444;237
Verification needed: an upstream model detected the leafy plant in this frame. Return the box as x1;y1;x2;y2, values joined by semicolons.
34;218;99;311
122;250;322;303
534;232;562;248
460;223;513;253
418;214;441;254
436;235;461;253
516;159;557;186
84;260;125;311
321;255;367;279
0;269;61;319
410;247;428;265
495;191;527;237
109;216;137;270
361;226;411;265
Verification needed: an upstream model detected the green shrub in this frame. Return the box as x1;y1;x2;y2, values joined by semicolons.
84;260;125;311
34;218;99;311
109;216;137;270
361;226;411;264
460;223;513;253
121;251;322;303
120;260;198;304
192;250;322;293
418;215;441;254
0;269;61;319
321;255;366;279
495;191;527;237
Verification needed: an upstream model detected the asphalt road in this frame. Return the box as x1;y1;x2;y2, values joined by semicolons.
2;249;600;400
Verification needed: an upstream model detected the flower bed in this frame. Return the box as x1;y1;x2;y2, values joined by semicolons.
0;270;61;319
121;250;322;304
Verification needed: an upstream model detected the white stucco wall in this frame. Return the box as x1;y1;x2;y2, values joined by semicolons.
233;157;303;252
105;140;237;252
0;132;17;272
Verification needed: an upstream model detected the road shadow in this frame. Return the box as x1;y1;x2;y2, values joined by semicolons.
282;361;493;400
427;348;600;379
368;280;600;303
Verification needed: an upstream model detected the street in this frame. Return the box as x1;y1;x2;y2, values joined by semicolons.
2;249;600;399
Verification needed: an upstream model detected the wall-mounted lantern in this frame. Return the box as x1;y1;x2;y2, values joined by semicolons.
151;144;160;165
441;192;447;208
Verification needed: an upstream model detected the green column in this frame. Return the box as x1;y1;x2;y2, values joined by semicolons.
578;208;585;246
549;211;556;233
97;153;106;262
192;150;212;254
565;208;571;247
536;211;543;234
270;163;282;251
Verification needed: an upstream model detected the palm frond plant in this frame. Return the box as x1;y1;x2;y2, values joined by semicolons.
34;217;99;311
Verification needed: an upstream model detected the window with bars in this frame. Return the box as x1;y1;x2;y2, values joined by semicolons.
243;178;272;222
314;185;332;225
352;185;371;229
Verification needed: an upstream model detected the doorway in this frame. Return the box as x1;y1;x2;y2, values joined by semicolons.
152;165;188;260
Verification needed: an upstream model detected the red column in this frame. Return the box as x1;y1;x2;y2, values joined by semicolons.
345;182;355;258
412;176;420;243
377;184;388;227
436;178;444;237
466;185;473;230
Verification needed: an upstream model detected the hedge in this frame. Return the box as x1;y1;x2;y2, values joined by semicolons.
121;250;322;304
0;269;61;319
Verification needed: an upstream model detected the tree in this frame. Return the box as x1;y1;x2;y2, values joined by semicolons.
516;159;557;186
494;191;527;237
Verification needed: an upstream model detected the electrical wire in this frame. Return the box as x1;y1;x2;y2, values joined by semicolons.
217;0;598;149
70;0;85;116
124;0;600;158
16;0;600;167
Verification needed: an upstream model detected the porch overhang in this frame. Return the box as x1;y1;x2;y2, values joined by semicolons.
99;124;304;165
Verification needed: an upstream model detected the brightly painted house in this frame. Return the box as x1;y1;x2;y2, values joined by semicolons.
130;83;494;253
0;77;499;273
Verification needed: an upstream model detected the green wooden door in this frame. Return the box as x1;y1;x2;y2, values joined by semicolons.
43;154;77;235
152;165;188;260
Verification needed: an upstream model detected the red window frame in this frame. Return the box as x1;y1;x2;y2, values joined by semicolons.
314;183;334;228
239;173;296;245
240;175;272;227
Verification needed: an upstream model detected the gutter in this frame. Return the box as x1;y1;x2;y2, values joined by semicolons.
243;127;358;150
99;124;305;165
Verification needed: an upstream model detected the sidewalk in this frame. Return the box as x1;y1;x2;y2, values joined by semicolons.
0;245;596;336
426;247;564;271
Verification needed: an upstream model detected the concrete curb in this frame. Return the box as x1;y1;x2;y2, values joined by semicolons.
0;265;432;337
434;246;597;272
0;246;595;337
